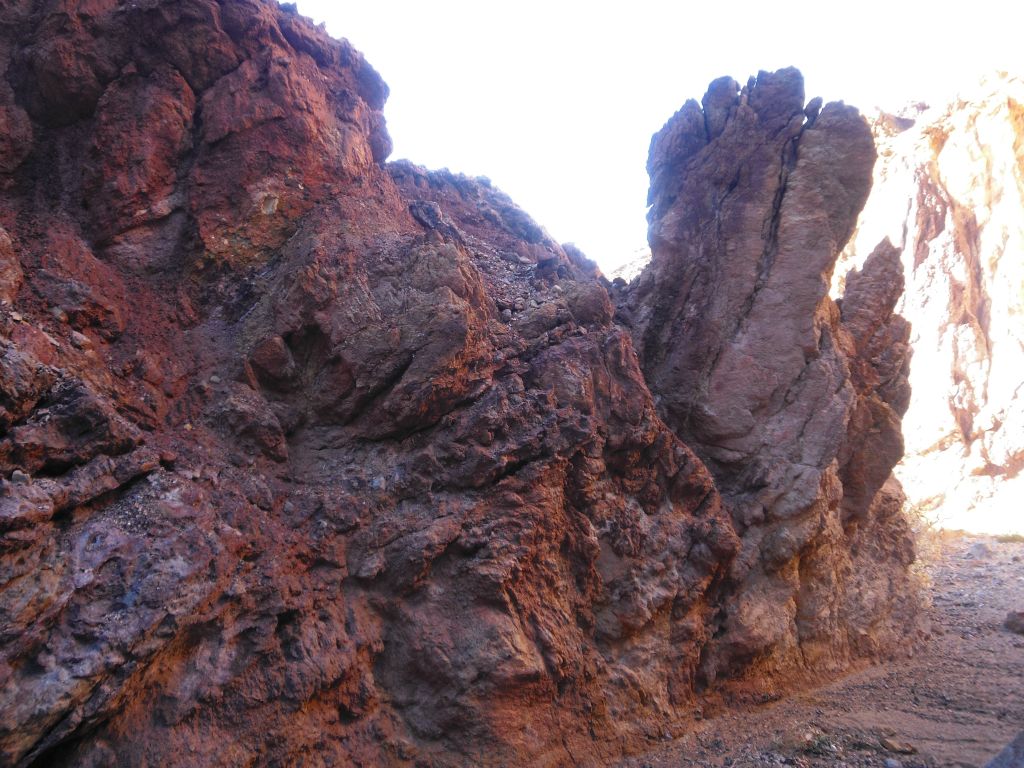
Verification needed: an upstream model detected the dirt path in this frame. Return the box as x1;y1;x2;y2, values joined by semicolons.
619;532;1024;768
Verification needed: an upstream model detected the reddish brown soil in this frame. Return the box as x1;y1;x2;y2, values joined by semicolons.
620;531;1024;768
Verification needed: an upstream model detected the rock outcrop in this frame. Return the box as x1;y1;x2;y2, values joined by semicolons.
0;3;918;766
837;74;1024;534
617;69;920;680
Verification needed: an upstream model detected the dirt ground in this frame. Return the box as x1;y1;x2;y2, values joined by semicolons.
619;532;1024;768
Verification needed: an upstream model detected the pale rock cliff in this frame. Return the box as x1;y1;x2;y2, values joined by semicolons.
838;73;1024;534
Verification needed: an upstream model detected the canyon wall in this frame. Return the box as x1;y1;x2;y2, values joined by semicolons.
0;2;919;765
837;75;1024;534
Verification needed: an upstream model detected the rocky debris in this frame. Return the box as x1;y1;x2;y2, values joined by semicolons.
622;532;1024;768
208;382;288;462
0;4;920;767
618;69;921;679
837;73;1024;534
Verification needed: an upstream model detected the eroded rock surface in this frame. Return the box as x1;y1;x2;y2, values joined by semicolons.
0;3;918;766
837;74;1024;534
617;69;921;681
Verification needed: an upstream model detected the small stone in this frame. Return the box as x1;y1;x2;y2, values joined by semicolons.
70;331;92;349
355;551;385;580
10;311;22;322
10;469;30;485
159;451;177;467
1004;611;1024;634
50;306;68;323
881;738;916;754
884;759;902;768
517;256;532;265
966;541;993;559
184;423;193;431
552;284;564;293
500;308;512;322
209;374;222;384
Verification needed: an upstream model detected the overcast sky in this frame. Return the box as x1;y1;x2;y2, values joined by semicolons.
288;0;1020;272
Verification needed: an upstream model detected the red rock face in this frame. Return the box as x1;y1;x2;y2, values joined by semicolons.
0;3;917;766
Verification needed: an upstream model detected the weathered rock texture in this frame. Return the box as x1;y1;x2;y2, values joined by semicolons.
0;3;917;766
837;74;1024;534
617;69;921;681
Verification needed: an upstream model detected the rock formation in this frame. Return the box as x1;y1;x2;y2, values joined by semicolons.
837;74;1024;534
617;69;920;679
0;2;918;766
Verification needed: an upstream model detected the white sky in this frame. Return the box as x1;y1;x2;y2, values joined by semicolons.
288;0;1020;272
